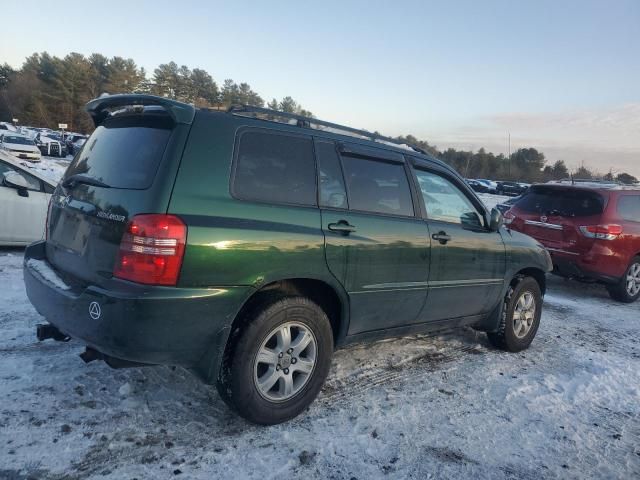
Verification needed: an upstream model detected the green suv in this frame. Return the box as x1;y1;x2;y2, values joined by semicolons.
24;95;552;424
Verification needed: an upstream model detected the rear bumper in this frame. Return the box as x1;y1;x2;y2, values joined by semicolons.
547;246;626;284
23;241;253;383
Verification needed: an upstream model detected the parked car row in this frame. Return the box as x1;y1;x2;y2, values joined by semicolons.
466;178;529;196
497;180;529;196
13;125;88;158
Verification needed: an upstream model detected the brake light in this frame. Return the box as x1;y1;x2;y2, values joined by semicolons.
579;224;622;240
113;214;187;285
503;211;515;225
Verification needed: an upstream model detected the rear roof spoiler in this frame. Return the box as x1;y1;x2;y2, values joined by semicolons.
85;94;196;127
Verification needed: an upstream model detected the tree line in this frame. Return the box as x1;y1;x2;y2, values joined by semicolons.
0;52;637;184
0;52;311;134
394;135;637;184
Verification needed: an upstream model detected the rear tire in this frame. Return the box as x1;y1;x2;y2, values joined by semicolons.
487;276;542;352
218;296;333;425
606;256;640;303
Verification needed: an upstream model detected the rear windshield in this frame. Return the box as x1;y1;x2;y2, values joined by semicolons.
64;115;172;189
515;187;604;217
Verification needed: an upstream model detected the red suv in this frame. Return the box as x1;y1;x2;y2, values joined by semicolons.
505;181;640;302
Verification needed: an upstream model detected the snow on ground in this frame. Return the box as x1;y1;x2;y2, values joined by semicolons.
1;250;638;479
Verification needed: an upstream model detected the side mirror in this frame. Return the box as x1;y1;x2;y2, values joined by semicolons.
488;207;503;232
3;171;30;197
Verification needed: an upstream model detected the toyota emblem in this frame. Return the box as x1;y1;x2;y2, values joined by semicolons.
89;301;102;320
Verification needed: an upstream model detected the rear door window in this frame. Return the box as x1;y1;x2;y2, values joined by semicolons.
340;155;414;217
233;130;316;206
516;187;604;217
617;195;640;222
64;115;173;190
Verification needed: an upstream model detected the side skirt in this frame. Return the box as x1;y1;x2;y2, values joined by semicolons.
339;314;486;347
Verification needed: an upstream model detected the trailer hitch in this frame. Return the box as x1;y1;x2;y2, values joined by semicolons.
36;324;70;342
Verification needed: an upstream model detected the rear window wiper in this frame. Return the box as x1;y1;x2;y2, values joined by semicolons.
62;174;111;189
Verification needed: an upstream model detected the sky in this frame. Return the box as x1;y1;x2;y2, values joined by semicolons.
1;0;639;176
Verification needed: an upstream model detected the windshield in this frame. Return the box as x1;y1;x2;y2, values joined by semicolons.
3;135;34;145
515;187;605;217
64;115;172;189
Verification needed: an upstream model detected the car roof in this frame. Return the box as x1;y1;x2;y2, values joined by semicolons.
0;150;56;187
85;94;461;180
533;181;640;193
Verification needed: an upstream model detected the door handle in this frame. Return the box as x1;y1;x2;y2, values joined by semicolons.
432;231;451;244
328;220;356;235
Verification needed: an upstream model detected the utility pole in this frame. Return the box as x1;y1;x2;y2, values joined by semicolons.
508;132;511;180
465;151;472;178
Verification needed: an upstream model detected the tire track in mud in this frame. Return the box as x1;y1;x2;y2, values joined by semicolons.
320;340;487;403
0;340;74;355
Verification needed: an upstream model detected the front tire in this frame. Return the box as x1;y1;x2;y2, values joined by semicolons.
607;256;640;303
218;296;333;425
487;276;542;352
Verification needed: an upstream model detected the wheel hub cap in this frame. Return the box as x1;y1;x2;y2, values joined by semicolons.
253;322;317;402
513;291;536;339
626;263;640;296
279;354;292;369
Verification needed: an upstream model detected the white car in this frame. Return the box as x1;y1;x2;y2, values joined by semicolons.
0;134;42;162
0;152;56;246
0;122;18;132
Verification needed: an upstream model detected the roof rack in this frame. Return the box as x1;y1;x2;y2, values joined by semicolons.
549;178;621;185
227;104;428;155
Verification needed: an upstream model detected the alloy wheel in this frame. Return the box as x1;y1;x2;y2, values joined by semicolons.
513;291;536;339
253;322;317;402
626;263;640;297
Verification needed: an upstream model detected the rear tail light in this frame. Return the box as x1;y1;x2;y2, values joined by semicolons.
579;224;622;240
503;211;515;225
114;214;187;286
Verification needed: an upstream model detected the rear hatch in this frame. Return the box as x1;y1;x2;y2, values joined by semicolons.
508;185;607;255
45;96;195;288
